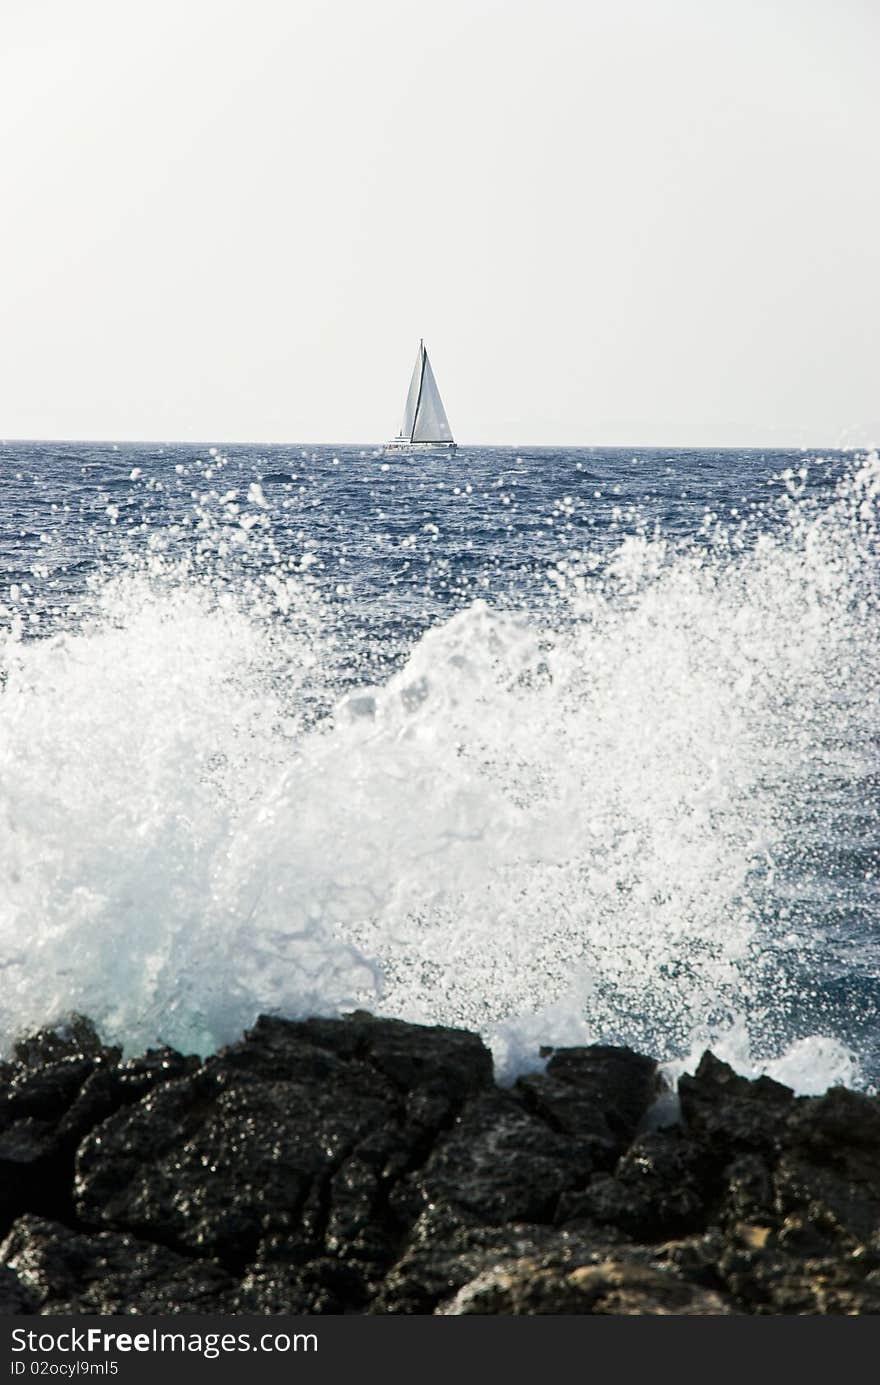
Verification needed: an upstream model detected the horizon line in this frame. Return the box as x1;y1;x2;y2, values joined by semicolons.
0;435;870;453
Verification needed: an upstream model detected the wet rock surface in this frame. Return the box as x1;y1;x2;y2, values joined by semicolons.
0;1016;878;1314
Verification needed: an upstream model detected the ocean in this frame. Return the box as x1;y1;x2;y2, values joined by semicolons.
1;440;878;1094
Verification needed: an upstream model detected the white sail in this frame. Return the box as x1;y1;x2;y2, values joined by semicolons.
412;351;453;442
400;344;423;439
388;340;455;448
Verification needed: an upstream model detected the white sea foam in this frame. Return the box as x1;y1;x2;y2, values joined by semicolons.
0;455;878;1091
662;1023;863;1098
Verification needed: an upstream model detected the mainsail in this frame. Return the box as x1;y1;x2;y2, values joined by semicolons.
399;341;453;444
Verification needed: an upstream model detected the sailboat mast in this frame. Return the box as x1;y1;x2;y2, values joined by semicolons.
410;339;427;443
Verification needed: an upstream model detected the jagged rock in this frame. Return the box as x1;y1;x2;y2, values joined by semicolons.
74;1014;495;1275
4;1057;102;1124
75;1057;394;1264
715;1223;880;1314
562;1128;713;1239
772;1087;880;1244
0;1017;878;1316
655;1229;729;1287
719;1153;777;1226
395;1224;735;1315
12;1016;113;1070
114;1048;202;1102
786;1086;880;1157
373;1205;625;1314
391;1089;596;1226
678;1052;795;1153
283;1012;494;1102
0;1020;199;1235
0;1215;234;1314
517;1045;659;1169
0;1263;37;1314
437;1248;739;1315
233;1256;368;1314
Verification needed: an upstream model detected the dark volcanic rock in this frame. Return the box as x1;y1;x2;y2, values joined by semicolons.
75;1048;397;1263
562;1128;713;1239
4;1057;101;1124
281;1011;494;1102
517;1045;659;1166
1;1215;234;1314
75;1014;495;1283
714;1222;880;1314
384;1044;663;1272
438;1251;738;1315
233;1256;369;1314
773;1087;880;1244
720;1153;777;1227
12;1016;113;1070
0;1018;195;1233
391;1089;596;1226
372;1205;625;1315
1;1016;879;1315
0;1263;37;1314
381;1207;736;1316
678;1051;795;1153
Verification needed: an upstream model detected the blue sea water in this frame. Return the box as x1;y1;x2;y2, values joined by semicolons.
0;439;878;1091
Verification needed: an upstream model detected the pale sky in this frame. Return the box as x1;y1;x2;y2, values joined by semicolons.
2;0;878;447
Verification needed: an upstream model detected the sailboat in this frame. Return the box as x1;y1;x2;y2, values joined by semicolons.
384;340;456;453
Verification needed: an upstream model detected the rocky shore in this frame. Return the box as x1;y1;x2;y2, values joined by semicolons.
0;1010;878;1315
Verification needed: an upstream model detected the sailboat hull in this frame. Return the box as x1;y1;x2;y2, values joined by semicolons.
382;439;457;455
